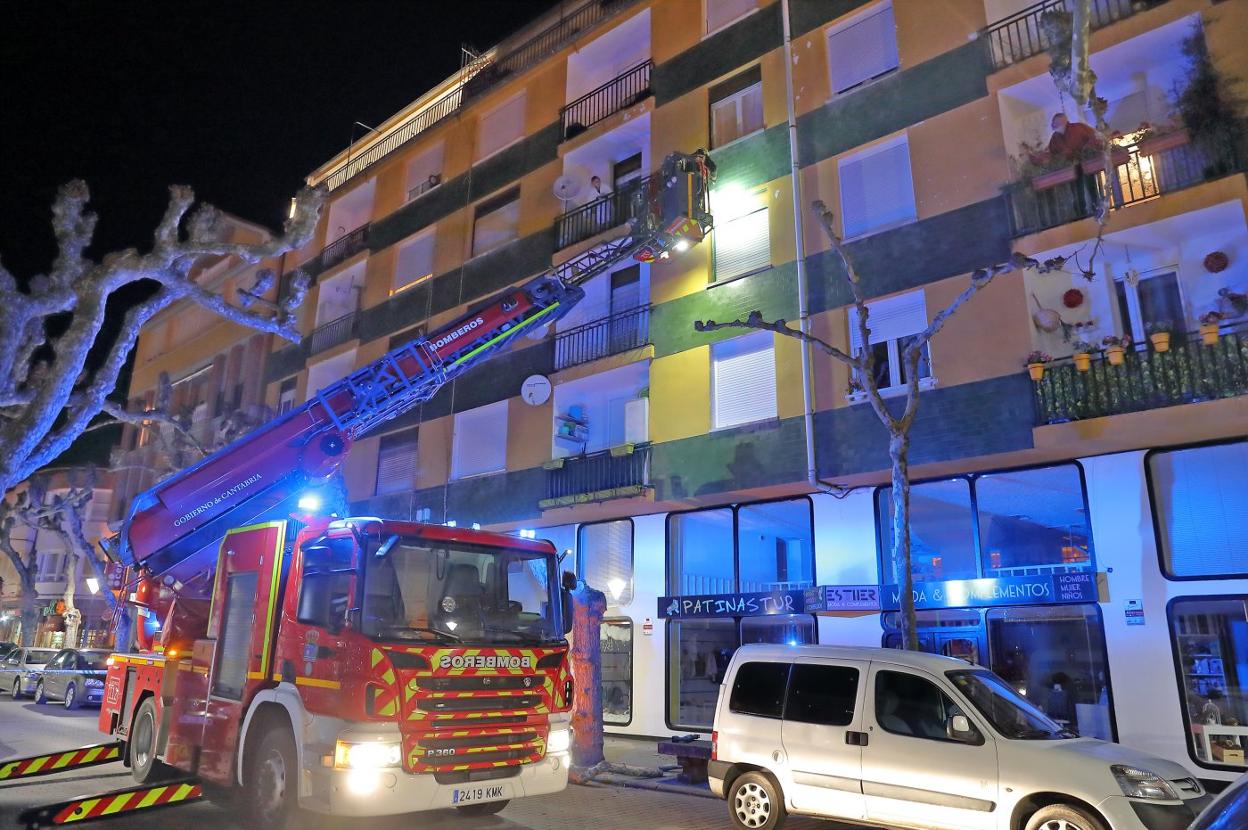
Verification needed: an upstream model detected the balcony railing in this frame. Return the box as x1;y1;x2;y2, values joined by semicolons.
561;60;653;141
1005;131;1240;237
308;310;359;355
555;175;649;250
983;0;1158;71
554;304;651;370
1030;322;1248;425
321;223;370;269
323;92;462;192
541;442;651;510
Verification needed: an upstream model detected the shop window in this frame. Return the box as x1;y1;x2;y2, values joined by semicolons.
878;478;976;583
393;229;435;294
668;508;734;595
738;499;814;592
602;619;633;725
709;66;763;148
1169;596;1248;769
471;188;520;258
578;519;634;606
874;670;971;741
729;661;790;718
713;207;770;282
847;290;931;397
786;664;859;726
741;614;815;646
826;2;899;96
374;429;418;496
711;332;776;429
670;619;737;728
838;134;916;238
1149;441;1248;579
451;400;507;479
476;92;526;161
705;0;756;35
977;464;1092;576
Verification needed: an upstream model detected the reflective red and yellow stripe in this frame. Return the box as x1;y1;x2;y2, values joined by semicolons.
0;743;122;780
51;782;201;825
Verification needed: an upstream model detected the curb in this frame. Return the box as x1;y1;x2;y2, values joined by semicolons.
580;772;718;800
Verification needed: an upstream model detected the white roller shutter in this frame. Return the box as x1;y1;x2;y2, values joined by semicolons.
452;400;508;479
714;207;770;281
839;136;916;238
827;2;899;94
579;520;634;606
375;429;418;495
712;332;777;429
847;290;928;353
706;0;756;34
394;230;435;292
477;92;526;160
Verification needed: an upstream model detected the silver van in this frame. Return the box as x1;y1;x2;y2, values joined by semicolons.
709;644;1210;830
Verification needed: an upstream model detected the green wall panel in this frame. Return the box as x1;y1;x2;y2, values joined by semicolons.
710;123;791;192
653;2;781;106
789;0;871;37
651;415;809;500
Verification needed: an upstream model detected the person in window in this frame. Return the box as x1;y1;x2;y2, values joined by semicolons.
1048;113;1103;214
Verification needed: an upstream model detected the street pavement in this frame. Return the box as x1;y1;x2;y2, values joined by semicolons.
0;699;875;830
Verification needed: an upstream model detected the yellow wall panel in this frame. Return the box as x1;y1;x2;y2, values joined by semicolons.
650;347;711;442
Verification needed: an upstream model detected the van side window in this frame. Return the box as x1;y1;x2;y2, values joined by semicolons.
786;664;859;726
875;670;975;742
729;661;790;718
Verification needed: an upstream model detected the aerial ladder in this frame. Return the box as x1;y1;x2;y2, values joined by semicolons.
5;150;713;829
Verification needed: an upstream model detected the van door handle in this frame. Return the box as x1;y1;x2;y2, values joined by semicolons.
846;731;869;746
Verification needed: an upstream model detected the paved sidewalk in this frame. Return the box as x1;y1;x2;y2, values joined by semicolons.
597;735;715;798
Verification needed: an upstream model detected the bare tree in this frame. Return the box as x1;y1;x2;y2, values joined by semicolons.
0;181;323;497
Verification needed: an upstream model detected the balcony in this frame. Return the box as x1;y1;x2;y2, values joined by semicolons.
1029;321;1248;425
1005;131;1240;237
984;0;1163;71
308;310;359;356
555;175;649;250
321;223;370;270
554;304;650;371
561;61;653;141
540;442;651;510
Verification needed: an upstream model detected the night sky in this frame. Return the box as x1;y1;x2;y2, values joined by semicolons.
1;0;562;280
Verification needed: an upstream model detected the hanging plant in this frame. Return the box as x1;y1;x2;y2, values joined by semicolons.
1204;251;1229;273
1062;288;1085;309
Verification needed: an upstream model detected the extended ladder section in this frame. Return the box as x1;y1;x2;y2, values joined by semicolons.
111;150;713;591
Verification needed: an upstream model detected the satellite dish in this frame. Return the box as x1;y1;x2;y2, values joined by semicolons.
553;175;583;202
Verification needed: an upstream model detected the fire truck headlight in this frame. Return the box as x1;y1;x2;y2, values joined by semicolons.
547;728;571;755
334;740;403;770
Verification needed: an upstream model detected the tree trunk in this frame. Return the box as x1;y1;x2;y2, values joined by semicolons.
889;431;918;651
62;572;80;648
19;593;40;647
569;583;606;771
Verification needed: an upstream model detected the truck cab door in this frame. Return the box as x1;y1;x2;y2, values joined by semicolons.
197;521;292;785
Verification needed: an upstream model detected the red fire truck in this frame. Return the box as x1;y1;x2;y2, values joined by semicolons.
3;151;712;829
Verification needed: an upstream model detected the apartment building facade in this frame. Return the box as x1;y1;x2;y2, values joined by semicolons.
262;0;1248;783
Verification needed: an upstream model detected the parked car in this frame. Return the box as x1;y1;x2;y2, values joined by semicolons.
1189;773;1248;830
34;648;110;709
710;644;1211;830
0;647;59;699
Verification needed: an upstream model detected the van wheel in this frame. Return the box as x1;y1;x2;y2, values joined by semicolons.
456;800;509;816
129;698;168;784
1025;804;1108;830
729;772;786;830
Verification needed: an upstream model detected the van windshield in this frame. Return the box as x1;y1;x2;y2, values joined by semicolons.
947;670;1077;740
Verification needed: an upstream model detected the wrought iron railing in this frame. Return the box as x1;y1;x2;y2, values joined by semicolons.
544;443;651;505
554;304;650;370
1005;132;1239;237
1030;322;1248;425
983;0;1156;71
308;310;359;355
323;91;462;192
407;173;442;202
321;223;371;270
561;60;653;141
555;175;649;249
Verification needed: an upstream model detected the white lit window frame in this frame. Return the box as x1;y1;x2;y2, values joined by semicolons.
846;290;936;402
710;80;764;149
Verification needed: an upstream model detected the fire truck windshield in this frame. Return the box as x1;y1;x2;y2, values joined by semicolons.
362;536;560;645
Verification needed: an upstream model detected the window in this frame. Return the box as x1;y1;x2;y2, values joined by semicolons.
670;618;737;727
977;465;1092;575
472;188;520;257
578;520;634;606
476;92;526;161
374;429;418;496
838;135;916;238
711;332;776;429
705;0;756;35
738;499;814;591
826;2;899;95
669;508;735;595
213;571;258;700
393;229;435;294
1169;596;1248;769
714;207;770;282
848;290;931;396
786;664;859;726
305;349;356;402
602;619;633;725
874;670;972;741
451;400;508;479
1114;269;1184;342
405;143;445;202
729;661;790;718
742;614;816;646
1149;441;1248;578
878;478;976;583
709;66;763;148
278;378;297;415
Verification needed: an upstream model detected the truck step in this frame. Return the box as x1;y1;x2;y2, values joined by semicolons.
17;778;202;829
0;743;124;782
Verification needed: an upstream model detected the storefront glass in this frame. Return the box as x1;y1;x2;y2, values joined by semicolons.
878;479;976;583
579;519;635;606
1149;441;1248;578
669;619;736;728
738;500;814;592
668;508;734;595
976;465;1092;575
601;618;633;725
1170;596;1248;768
741;614;816;646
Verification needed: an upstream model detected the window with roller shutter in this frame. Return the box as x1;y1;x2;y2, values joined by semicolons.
578;519;634;606
847;289;932;395
826;1;899;95
713;206;770;282
374;429;418;495
711;332;777;430
704;0;757;35
838;134;916;239
452;400;508;479
709;66;763;149
393;229;435;294
476;92;526;161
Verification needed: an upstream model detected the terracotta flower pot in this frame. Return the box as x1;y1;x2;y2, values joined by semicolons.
1200;323;1220;346
1150;332;1171;353
1028;363;1046;381
1074;353;1092;372
1106;346;1125;366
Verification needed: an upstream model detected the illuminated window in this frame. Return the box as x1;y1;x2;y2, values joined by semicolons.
847;289;931;396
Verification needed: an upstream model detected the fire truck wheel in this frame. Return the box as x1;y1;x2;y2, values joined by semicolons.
247;726;300;830
33;681;47;704
455;800;510;816
129;698;168;784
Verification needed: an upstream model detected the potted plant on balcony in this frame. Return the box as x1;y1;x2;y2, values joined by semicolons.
1146;321;1173;353
1071;340;1095;372
1101;334;1130;366
1025;351;1052;381
1199;311;1224;345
